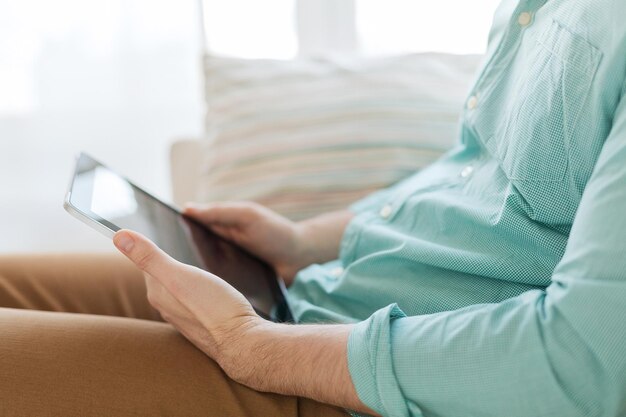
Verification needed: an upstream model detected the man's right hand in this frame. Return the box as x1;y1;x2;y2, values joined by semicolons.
184;202;312;285
184;202;354;286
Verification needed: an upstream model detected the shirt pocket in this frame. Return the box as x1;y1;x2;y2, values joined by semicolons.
493;19;601;183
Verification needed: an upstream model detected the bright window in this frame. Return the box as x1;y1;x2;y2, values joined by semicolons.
201;0;298;59
357;0;502;55
199;0;501;58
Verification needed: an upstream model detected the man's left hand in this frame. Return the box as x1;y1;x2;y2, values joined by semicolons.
113;229;375;416
113;229;263;375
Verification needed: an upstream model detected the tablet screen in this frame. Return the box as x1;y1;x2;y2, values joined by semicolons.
67;153;291;322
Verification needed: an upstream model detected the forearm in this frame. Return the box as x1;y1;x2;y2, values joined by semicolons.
296;210;354;267
222;321;377;416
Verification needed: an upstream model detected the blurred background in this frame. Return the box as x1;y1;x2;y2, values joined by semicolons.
0;0;500;253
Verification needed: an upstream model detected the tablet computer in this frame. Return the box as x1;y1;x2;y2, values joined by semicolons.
64;152;293;323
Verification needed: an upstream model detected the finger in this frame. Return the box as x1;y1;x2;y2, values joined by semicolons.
184;201;256;226
114;230;257;329
113;230;184;282
114;230;227;313
207;224;237;241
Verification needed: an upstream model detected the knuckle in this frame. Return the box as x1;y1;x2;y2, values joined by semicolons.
166;271;185;296
135;250;155;271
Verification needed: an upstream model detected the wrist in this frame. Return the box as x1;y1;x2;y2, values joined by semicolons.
217;318;279;387
219;321;368;413
275;210;354;285
295;211;353;267
274;222;316;285
293;221;319;268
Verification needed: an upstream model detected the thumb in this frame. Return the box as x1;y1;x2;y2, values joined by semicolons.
113;230;180;279
114;230;256;324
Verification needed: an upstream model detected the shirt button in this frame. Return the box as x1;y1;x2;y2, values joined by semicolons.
329;267;344;280
518;12;532;27
379;204;393;219
467;95;478;110
460;165;474;178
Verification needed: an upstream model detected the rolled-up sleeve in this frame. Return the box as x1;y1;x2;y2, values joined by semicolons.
348;304;408;415
347;91;626;417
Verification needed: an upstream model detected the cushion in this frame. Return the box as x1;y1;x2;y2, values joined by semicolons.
197;53;482;220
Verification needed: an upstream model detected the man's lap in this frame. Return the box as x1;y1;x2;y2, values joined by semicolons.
0;254;348;417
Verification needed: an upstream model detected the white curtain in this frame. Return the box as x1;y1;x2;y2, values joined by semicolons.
0;0;203;252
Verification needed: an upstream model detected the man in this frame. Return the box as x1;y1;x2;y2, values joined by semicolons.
1;0;625;416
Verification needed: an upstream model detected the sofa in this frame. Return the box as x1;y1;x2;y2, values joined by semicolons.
169;53;482;215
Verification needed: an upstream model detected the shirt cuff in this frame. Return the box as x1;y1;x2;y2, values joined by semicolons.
347;304;412;417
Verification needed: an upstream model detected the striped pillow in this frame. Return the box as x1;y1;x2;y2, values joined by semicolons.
198;53;482;220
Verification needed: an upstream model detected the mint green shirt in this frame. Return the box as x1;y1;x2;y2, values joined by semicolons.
287;0;626;415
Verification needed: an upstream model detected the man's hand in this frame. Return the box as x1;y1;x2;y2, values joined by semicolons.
112;229;263;373
113;229;376;416
183;202;308;284
184;202;353;285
